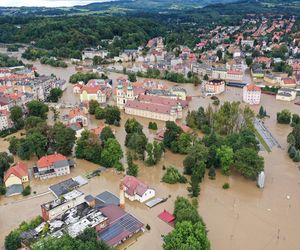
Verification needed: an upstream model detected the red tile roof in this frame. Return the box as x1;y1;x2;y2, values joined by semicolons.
123;175;148;197
37;154;67;168
69;108;86;119
227;70;243;75
282;78;296;85
158;210;175;223
81;85;101;94
246;83;261;92
4;162;28;183
125;100;173;115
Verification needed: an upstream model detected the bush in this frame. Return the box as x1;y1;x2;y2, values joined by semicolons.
0;184;6;195
146;224;151;230
222;183;230;189
148;122;158;130
162;166;187;184
22;185;31;196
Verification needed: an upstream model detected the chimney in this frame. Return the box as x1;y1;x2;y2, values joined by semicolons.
119;182;125;209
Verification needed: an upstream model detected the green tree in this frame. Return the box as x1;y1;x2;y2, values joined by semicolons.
88;100;100;115
51;123;76;156
162;166;187;184
292;114;300;126
104;106;120;125
24;116;44;130
288;124;300;150
0;152;14;182
208;165;216;179
100;126;115;144
5;231;21;250
26;132;47;158
101;138;123;168
26;100;49;119
125;118;143;134
95;107;105;120
171;132;193;154
217;145;234;175
16;138;34;160
277;109;291;124
163;221;210;250
48;88;63;102
216;49;223;61
128;73;137;82
234;148;264;179
10;106;24;129
163;121;182;149
245;57;253;67
126;152;138;177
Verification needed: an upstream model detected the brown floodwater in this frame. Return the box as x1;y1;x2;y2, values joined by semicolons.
0;51;300;249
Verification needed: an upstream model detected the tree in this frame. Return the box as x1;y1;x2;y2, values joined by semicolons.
208;165;216;179
204;74;209;81
10;106;24;129
245;57;253;67
101;138;123;168
26;132;47;158
5;231;21;250
26;100;49;119
100;126;115;143
125;118;143;134
127;132;148;160
217;145;234;176
126;152;138;177
95;107;105;120
171;132;193;154
128;72;137;82
288;124;300;150
104;106;121;125
234;148;264;179
51;107;60;122
51;123;76;156
163;121;182;149
163;221;210;250
88;100;100;115
48;88;63;102
148;121;158;130
162;166;187;184
216;49;223;61
0;152;14;182
292;114;300;126
17;138;34;160
24;116;44;130
277;109;291;124
258;106;266;118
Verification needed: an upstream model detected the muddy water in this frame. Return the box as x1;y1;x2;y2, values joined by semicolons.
0;53;300;249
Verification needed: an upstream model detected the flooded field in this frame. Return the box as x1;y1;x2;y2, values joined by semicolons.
0;50;300;249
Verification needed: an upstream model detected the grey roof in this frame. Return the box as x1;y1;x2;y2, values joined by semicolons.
96;191;119;206
85;195;95;202
6;184;23;196
49;178;79;198
53;160;70;169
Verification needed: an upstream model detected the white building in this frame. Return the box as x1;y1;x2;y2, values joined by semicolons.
226;70;244;82
116;83;136;109
0;110;11;131
122;175;155;203
205;79;225;95
82;49;108;60
243;83;261;105
276;88;297;101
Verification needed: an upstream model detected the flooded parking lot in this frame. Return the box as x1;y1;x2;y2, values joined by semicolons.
0;50;300;249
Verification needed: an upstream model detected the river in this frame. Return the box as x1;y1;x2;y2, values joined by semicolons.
0;48;299;250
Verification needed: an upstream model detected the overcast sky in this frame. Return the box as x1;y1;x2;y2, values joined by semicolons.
0;1;108;7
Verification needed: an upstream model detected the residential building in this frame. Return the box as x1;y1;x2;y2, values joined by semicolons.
0;109;12;131
41;190;85;221
205;79;226;95
67;123;84;138
4;162;29;196
122;175;155;203
276;88;297;101
280;78;297;88
82;49;108;60
80;86;107;103
243;83;261;105
226;70;243;82
68;108;88;127
33;154;73;180
170;87;187;100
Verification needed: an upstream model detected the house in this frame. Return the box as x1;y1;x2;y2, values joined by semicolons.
68;108;88;127
254;57;272;68
226;70;243;82
4;162;29;196
80;86;107;104
280;78;297;88
205;79;225;95
82;49;108;60
33;154;73;180
243;83;261;105
251;64;265;78
276;88;297;101
122;175;155;203
171;87;187;100
0;109;12;131
90;123;106;137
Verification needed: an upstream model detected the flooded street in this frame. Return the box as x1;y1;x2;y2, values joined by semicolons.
0;51;300;250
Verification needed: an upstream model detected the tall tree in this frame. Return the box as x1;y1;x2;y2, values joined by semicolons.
217;145;234;175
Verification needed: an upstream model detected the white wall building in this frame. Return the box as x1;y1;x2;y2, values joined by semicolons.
243;83;261;105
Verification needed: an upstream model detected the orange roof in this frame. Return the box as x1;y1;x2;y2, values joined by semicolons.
227;70;243;75
81;85;101;94
37;154;67;168
256;57;271;63
69;108;86;119
4;162;28;182
90;124;106;136
282;78;296;85
246;83;261;92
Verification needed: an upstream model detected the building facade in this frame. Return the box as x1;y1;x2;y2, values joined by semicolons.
243;83;261;105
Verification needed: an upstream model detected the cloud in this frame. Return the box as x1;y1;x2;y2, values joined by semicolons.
0;0;107;7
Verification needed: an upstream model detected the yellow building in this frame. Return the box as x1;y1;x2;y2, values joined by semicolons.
4;162;29;188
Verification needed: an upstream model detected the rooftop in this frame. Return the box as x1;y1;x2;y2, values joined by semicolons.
37;154;67;168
